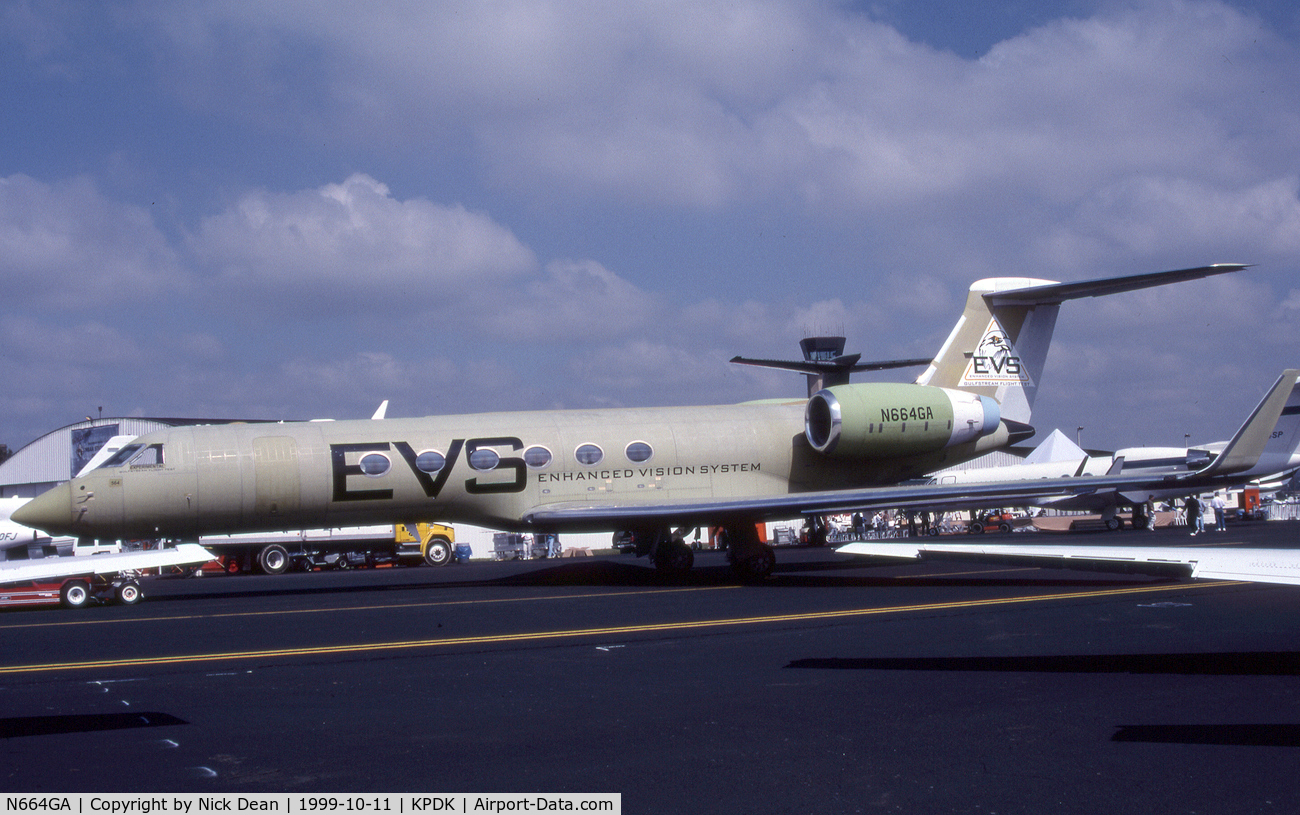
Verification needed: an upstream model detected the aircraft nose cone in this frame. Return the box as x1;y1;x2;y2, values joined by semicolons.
11;482;74;535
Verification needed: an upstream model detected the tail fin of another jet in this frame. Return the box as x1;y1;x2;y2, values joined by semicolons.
915;264;1247;424
1196;369;1300;478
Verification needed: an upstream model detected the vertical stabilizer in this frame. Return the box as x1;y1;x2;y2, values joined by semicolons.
915;278;1059;423
1250;371;1300;476
1197;369;1300;478
916;264;1247;424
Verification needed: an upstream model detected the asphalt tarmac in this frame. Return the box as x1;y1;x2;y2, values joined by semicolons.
4;521;1300;813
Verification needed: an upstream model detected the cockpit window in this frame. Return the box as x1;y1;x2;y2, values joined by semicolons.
98;442;165;470
99;444;144;469
129;443;165;469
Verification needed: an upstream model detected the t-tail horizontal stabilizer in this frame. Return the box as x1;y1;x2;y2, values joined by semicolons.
917;263;1247;424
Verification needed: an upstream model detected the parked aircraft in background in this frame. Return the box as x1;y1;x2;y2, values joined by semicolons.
731;336;930;396
13;265;1244;579
922;368;1300;529
0;498;62;558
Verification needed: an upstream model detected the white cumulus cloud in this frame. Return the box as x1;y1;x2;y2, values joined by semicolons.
191;173;538;306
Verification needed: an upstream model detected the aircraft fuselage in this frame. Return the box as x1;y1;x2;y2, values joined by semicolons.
29;395;1009;540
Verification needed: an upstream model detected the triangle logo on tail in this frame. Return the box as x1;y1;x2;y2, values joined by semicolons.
959;318;1036;387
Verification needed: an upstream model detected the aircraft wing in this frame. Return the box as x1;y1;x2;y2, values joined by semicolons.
0;543;214;586
836;540;1300;586
522;369;1296;533
521;472;1183;529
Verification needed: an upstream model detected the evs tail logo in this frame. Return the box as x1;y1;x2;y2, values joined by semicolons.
960;318;1034;387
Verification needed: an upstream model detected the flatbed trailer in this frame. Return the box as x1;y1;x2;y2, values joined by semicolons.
0;543;215;609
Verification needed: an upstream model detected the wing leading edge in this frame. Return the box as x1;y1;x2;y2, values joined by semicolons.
0;543;214;586
521;471;1183;531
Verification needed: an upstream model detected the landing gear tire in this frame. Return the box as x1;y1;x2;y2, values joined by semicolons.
1104;517;1122;531
115;581;143;605
654;539;695;574
60;579;91;609
730;544;775;582
424;537;453;567
723;522;777;582
258;544;290;575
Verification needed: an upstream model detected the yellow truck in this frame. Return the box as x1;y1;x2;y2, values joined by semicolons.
201;522;458;574
395;523;457;566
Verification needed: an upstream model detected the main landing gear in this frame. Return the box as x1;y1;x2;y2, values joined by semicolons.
624;528;696;576
722;524;776;582
624;524;775;581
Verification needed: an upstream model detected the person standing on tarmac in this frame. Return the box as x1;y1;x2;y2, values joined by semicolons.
1212;493;1227;531
1186;496;1202;536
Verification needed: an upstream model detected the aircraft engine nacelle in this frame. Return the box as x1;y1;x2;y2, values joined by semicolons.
805;383;1000;458
1112;445;1208;474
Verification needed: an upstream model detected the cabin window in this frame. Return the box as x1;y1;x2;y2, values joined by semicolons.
415;450;446;473
468;448;500;471
575;444;603;466
625;441;653;463
524;446;553;469
359;453;391;477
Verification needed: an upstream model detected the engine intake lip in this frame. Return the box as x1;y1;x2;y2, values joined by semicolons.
805;390;842;454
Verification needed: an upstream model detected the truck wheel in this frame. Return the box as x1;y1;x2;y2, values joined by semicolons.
258;544;290;575
968;521;984;535
115;581;143;605
60;580;91;609
424;537;453;567
998;522;1012;534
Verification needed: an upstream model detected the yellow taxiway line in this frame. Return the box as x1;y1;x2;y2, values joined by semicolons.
0;580;1239;676
0;567;1035;632
0;585;735;630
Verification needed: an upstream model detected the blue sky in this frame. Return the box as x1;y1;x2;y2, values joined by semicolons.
3;0;1299;455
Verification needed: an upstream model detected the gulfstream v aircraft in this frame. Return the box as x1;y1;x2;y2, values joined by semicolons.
14;264;1243;579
